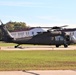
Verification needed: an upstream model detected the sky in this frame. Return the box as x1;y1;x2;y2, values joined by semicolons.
0;0;76;28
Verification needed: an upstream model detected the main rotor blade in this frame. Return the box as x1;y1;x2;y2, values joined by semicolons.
31;25;68;28
60;25;68;27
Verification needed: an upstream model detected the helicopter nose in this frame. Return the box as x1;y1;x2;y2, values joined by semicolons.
71;36;76;44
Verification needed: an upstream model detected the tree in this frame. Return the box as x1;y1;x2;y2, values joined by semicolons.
6;22;14;31
14;22;27;31
6;21;28;32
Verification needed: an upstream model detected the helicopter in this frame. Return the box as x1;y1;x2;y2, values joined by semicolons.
0;20;76;48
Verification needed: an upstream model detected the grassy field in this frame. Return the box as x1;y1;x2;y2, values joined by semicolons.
0;42;15;46
0;42;34;46
0;50;76;71
0;41;76;46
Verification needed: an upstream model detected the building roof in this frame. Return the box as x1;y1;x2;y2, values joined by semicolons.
10;27;76;32
10;27;34;32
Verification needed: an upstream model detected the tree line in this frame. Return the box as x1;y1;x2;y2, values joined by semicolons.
0;21;29;40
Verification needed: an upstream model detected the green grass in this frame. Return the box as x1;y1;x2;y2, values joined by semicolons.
0;50;76;71
0;41;76;46
0;42;15;46
0;42;35;46
0;42;59;48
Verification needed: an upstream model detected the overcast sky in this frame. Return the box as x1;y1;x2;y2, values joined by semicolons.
0;0;76;28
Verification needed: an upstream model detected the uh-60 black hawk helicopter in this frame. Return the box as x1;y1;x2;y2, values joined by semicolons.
0;20;76;48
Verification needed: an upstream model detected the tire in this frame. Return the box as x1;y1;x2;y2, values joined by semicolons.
56;45;59;48
64;44;68;48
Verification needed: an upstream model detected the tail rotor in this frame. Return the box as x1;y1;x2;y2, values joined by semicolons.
0;20;3;25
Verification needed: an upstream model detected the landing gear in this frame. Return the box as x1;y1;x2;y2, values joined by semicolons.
55;44;68;48
64;44;68;48
63;39;68;48
14;44;20;48
56;45;59;48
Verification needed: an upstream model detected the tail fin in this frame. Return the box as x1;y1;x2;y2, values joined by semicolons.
0;20;14;42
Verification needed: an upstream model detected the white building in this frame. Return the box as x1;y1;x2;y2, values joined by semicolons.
10;28;76;38
73;31;76;37
63;28;76;37
11;28;47;38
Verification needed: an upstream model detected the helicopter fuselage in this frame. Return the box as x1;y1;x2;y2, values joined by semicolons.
9;31;76;48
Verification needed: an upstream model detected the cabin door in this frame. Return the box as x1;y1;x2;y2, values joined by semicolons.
55;36;64;44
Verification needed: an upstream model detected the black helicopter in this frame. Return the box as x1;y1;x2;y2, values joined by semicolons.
0;20;76;48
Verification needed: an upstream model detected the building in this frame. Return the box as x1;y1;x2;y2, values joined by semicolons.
62;28;76;37
11;27;46;38
10;27;76;38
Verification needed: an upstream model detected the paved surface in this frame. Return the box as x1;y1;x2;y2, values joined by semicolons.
0;70;76;75
0;45;76;51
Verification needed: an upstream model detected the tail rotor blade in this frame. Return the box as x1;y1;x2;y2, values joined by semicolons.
0;20;3;25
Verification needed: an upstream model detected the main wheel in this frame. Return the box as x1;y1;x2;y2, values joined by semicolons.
56;45;59;48
64;44;68;48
